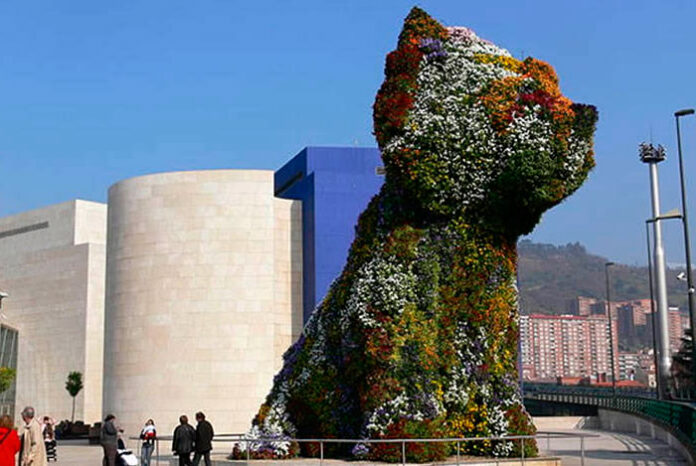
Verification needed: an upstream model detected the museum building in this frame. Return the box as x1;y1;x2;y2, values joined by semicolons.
0;146;382;435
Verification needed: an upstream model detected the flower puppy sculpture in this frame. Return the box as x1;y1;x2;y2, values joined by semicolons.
233;7;597;463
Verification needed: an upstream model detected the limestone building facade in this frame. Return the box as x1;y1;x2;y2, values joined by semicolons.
0;148;381;432
103;170;303;435
0;200;107;423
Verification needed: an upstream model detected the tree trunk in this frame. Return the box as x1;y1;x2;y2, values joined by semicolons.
71;396;75;423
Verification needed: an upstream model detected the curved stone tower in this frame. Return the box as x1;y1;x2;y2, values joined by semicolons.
239;7;598;463
103;170;302;436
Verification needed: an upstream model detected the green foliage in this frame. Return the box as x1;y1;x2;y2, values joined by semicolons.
65;371;83;397
672;328;693;392
0;367;16;394
66;371;83;423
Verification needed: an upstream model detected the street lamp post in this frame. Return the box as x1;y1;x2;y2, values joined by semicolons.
645;222;661;396
605;262;617;401
646;211;683;399
0;292;6;311
640;143;673;399
675;108;696;391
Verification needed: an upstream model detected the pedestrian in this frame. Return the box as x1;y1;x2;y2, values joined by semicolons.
19;407;46;466
100;414;120;466
0;414;20;466
41;417;56;462
172;415;195;466
192;412;214;466
139;419;156;466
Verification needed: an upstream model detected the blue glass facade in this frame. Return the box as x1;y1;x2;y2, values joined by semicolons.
275;147;383;323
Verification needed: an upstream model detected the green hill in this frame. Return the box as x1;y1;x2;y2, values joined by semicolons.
518;240;688;314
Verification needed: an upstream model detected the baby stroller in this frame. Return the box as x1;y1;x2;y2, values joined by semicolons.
116;438;138;466
44;439;57;462
42;420;57;462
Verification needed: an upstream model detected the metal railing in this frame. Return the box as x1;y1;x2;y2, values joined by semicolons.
523;382;657;399
524;384;696;460
131;430;596;465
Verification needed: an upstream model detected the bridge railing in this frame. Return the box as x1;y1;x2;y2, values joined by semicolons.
523;383;696;459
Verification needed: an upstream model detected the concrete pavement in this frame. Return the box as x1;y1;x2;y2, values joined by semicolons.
541;429;688;465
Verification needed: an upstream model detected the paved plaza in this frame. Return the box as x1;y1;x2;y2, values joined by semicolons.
50;429;688;465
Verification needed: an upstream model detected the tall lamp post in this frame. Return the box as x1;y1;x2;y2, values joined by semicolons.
0;291;6;311
675;108;696;388
645;222;661;396
605;262;617;401
640;142;673;399
646;210;683;398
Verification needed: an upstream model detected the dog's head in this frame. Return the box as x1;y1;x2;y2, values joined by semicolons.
374;7;598;237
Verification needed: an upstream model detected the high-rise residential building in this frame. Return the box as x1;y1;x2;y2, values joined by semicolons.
617;305;639;348
637;349;657;387
668;306;690;353
521;314;618;381
567;296;604;316
622;299;652;325
618;352;640;380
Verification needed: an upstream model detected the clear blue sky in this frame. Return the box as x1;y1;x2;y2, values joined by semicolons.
1;1;695;265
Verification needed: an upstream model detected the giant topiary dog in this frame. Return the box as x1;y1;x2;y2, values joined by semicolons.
235;7;597;462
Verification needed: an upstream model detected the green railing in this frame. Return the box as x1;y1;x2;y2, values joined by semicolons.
523;383;696;458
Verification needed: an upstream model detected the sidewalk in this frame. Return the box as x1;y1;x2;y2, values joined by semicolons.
543;429;688;465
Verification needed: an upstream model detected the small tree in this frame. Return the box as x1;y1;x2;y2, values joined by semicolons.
671;328;693;397
65;371;83;423
0;368;16;394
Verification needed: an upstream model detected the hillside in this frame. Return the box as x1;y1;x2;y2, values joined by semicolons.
518;240;688;314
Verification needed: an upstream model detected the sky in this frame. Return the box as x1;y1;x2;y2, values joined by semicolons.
1;1;696;265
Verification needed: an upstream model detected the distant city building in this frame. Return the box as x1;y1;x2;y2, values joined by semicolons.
521;314;618;382
615;300;653;349
524;297;671;384
567;296;605;316
623;299;652;325
668;306;689;353
637;348;657;388
618;351;640;381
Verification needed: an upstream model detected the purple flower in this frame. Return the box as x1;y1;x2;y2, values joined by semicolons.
419;38;447;61
352;443;370;458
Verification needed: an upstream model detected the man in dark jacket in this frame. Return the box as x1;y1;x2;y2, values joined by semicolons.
192;412;214;466
172;415;196;466
100;414;120;466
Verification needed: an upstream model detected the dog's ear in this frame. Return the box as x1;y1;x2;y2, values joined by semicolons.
373;7;447;150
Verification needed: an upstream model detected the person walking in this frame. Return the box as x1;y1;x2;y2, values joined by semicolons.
192;412;214;466
172;415;195;466
19;407;46;466
139;419;156;466
0;414;20;466
100;414;120;466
